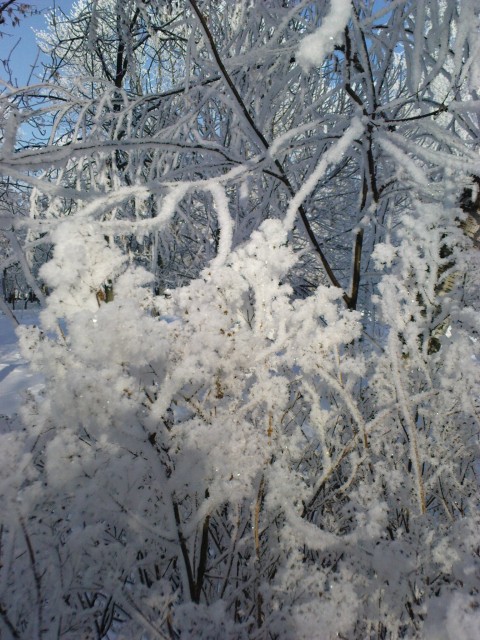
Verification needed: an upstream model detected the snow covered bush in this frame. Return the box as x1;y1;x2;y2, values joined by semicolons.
1;1;479;638
2;197;478;639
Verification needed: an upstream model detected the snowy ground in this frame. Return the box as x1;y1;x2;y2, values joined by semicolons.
0;309;43;422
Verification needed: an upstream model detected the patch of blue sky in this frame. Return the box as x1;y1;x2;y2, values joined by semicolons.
1;1;75;86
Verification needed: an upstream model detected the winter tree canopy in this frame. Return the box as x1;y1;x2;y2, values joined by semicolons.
0;1;479;638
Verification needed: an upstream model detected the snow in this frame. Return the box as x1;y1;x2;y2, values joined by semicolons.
1;1;480;637
208;182;233;269
297;0;352;72
0;309;43;419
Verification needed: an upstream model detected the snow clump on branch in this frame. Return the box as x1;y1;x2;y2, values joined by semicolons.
297;0;352;72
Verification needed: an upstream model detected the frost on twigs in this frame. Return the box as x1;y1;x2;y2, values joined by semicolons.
1;0;480;637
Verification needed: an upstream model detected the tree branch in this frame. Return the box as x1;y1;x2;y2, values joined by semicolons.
172;499;196;601
188;0;348;301
193;491;210;603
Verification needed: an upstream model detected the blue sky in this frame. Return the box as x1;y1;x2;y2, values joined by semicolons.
1;1;74;86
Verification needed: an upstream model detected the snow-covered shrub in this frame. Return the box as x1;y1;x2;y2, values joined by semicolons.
1;201;477;638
